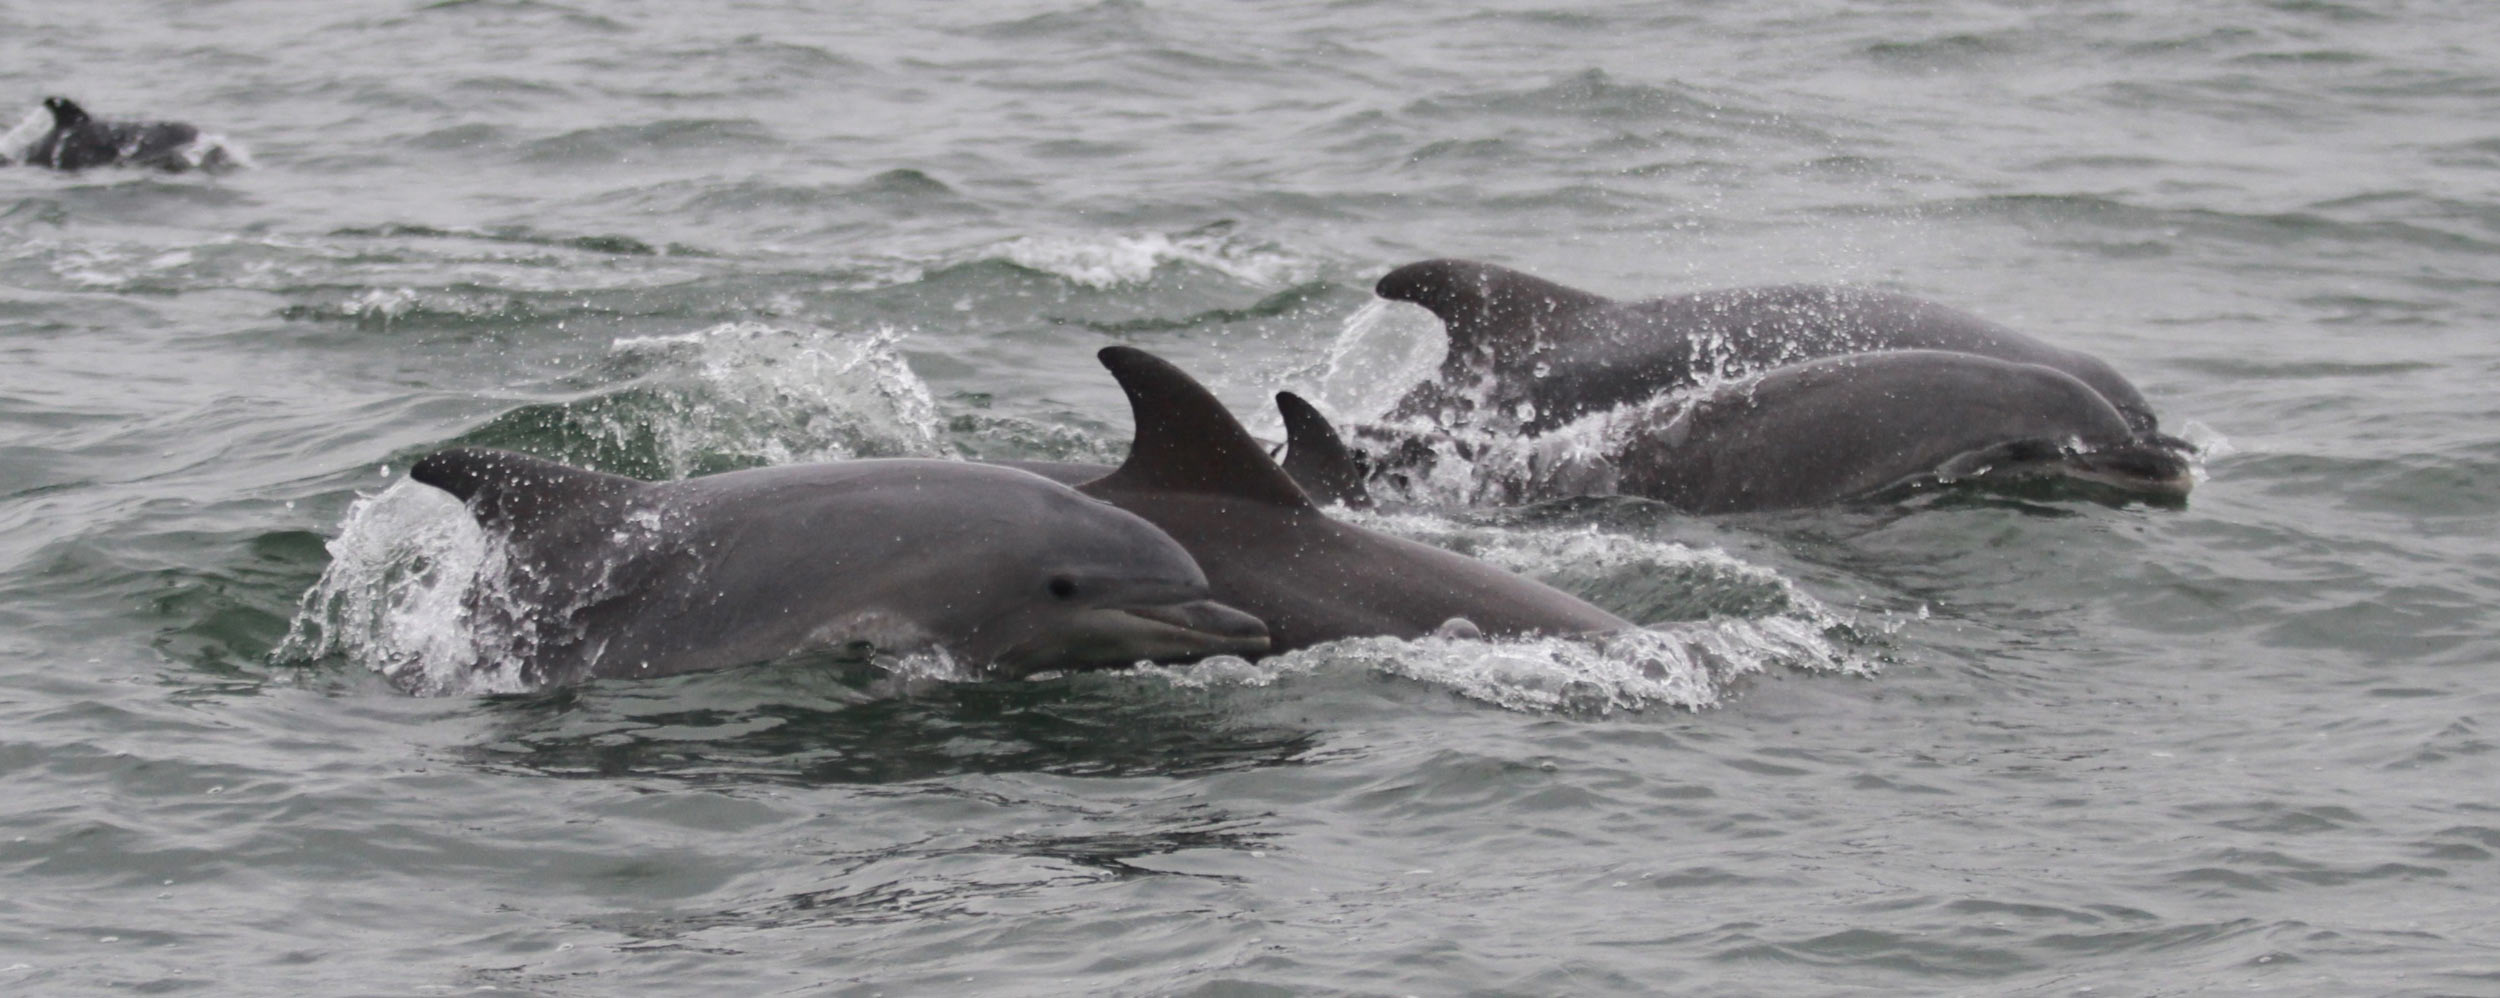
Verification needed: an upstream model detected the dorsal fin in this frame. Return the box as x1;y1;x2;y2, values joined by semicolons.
1274;392;1373;510
409;447;641;536
42;97;89;129
1081;347;1312;509
1374;259;1612;366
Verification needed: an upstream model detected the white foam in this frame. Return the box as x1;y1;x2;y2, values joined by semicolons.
1287;298;1450;424
166;132;251;172
992;227;1313;289
0;106;47;164
1136;618;1858;714
275;481;521;695
1133;513;1875;713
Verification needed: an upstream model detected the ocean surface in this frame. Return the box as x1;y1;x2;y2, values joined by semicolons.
5;1;2497;994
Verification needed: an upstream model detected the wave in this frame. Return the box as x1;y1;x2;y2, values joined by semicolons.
989;223;1318;289
513;117;780;165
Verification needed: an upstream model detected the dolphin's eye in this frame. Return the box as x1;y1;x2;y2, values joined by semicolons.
1047;576;1078;600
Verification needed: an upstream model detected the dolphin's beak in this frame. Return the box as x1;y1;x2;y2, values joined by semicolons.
2066;436;2199;497
993;598;1271;676
1116;599;1271;657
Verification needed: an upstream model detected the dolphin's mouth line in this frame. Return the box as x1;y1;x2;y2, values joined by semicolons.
1100;600;1272;656
1912;435;2199;505
993;599;1271;674
1117;602;1242;635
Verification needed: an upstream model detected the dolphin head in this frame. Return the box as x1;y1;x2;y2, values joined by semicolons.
410;451;1266;685
922;465;1270;676
982;571;1270;677
1939;432;2199;502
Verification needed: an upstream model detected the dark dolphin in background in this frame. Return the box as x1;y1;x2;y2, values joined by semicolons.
1277;351;2196;514
0;97;238;172
1012;347;1631;653
409;449;1268;688
1375;258;2162;436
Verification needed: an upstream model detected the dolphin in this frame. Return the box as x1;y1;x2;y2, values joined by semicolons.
0;97;235;172
1605;351;2194;512
1292;350;2196;514
408;449;1268;687
1374;258;2161;435
1060;347;1632;653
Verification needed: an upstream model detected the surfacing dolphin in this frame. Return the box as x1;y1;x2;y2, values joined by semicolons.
1058;347;1631;653
0;97;241;172
409;449;1268;688
1375;258;2162;436
1280;350;2196;514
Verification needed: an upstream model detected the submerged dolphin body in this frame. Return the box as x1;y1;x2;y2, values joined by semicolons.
1281;350;2196;514
1374;258;2162;436
1059;347;1631;653
409;450;1267;688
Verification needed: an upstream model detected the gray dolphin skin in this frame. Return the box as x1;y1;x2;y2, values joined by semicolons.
1376;258;2160;435
1065;347;1631;653
1319;350;2195;514
1605;350;2193;512
409;449;1269;687
0;97;222;172
1274;391;1374;510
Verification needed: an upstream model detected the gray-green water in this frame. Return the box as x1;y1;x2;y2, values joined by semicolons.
6;1;2496;994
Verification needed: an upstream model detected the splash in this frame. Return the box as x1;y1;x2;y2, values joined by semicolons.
1136;511;1875;713
0;106;48;163
273;481;520;695
1137;618;1862;715
163;131;251;173
1288;298;1450;424
587;322;944;476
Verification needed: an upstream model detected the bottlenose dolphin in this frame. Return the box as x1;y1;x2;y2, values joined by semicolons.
1287;350;2195;514
1375;258;2161;435
0;97;238;172
409;449;1268;687
1063;347;1631;652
